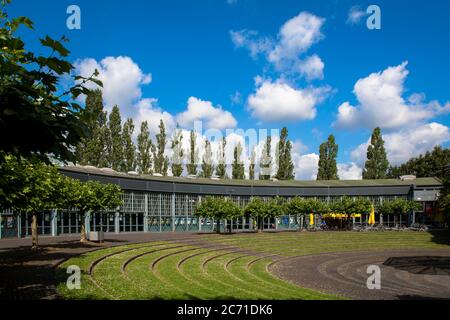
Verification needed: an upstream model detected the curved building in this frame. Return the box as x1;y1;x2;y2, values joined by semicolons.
0;166;444;239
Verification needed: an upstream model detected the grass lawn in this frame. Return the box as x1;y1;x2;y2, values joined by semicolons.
57;231;449;300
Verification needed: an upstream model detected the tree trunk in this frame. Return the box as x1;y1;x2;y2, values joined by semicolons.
258;217;262;233
216;219;220;234
31;213;38;249
80;212;87;243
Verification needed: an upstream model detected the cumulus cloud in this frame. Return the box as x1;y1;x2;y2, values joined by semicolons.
176;97;237;130
335;62;450;130
346;6;366;25
230;12;326;80
294;153;319;180
350;122;450;166
75;56;152;115
134;98;176;136
76;56;239;139
247;78;330;122
338;162;362;180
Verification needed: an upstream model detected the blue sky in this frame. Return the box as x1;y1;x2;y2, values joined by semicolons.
9;0;450;179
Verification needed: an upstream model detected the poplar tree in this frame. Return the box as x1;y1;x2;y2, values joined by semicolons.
137;121;153;174
215;136;227;179
275;127;295;180
249;147;256;180
122;118;136;172
186;130;199;176
201;138;214;178
153;119;168;175
317;134;339;180
108;105;123;171
259;136;272;180
363;127;389;179
232;142;245;179
76;89;106;166
171;126;184;177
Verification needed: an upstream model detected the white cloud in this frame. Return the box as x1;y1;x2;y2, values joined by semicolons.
351;122;450;166
134;98;176;136
75;56;151;115
294;153;319;180
176;97;237;130
338;162;362;180
335;62;450;130
268;12;325;65
346;6;366;25
230;12;326;80
247;78;330;122
230;29;273;59
297;54;324;81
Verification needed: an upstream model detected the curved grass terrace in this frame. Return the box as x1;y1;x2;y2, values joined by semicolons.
57;231;450;300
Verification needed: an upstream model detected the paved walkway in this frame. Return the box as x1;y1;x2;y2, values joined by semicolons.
270;249;450;300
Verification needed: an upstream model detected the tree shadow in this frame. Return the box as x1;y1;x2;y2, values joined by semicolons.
383;256;450;276
428;230;450;246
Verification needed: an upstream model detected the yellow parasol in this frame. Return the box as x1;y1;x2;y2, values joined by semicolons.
309;213;314;226
368;205;375;225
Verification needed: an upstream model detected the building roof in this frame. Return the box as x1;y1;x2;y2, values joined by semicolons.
59;166;443;188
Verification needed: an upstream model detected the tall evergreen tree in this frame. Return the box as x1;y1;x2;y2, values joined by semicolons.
186;130;199;176
201;138;214;178
215;136;227;179
136;121;153;174
317;134;339;180
363;127;389;179
171;126;184;177
259;136;272;180
153;119;168;175
232;142;245;179
275;127;295;180
122;118;136;172
108;105;123;171
249;147;256;180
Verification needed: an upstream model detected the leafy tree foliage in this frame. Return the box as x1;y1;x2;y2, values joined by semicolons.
195;197;242;233
153;119;169;175
136;121;153;174
61;179;122;242
387;146;450;179
75;90;108;167
244;197;283;231
0;155;64;248
200;138;214;178
285;197;329;217
171;126;184;177
232;142;245;179
317;135;339;180
122;118;136;172
376;199;421;215
363;127;389;179
108;106;123;171
249;148;256;180
186;130;199;176
259;136;272;180
0;1;101;162
215;137;227;179
275;127;295;180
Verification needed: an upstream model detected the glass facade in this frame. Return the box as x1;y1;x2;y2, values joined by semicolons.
0;184;441;239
